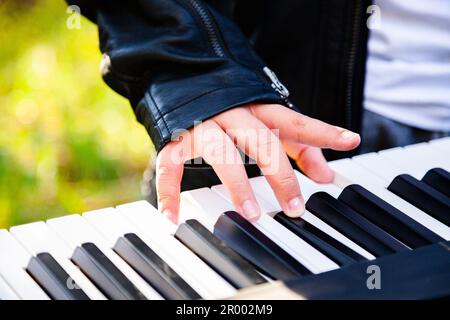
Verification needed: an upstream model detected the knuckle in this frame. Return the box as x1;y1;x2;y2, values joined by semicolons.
157;184;179;200
157;192;177;204
292;117;308;140
256;132;273;150
204;139;227;161
276;174;299;192
157;164;174;177
228;179;250;195
292;116;307;130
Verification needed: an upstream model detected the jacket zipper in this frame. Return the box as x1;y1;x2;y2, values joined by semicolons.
185;0;226;57
263;66;294;108
184;0;293;108
345;1;362;129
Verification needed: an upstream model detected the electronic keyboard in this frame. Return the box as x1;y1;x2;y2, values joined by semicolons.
0;138;449;300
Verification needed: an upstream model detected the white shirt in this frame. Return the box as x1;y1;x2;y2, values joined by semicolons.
364;0;450;131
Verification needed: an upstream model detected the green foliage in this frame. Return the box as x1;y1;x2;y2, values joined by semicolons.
0;0;153;227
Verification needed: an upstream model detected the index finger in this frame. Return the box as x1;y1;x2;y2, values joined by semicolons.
250;104;361;151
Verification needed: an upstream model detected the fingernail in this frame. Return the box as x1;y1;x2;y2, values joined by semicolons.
241;200;261;221
286;197;305;217
340;130;360;141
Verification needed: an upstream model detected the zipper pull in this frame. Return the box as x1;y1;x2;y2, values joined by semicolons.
263;66;294;108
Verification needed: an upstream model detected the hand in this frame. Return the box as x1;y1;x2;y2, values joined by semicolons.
156;104;360;223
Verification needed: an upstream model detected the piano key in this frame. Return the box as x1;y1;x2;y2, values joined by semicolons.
195;187;340;273
306;192;410;256
354;142;450;184
84;208;208;299
114;233;201;300
214;211;308;280
388;174;450;227
84;207;206;298
266;241;450;300
273;213;361;266
175;219;267;288
72;242;146;300
114;201;236;299
429;137;450;158
46;214;162;300
352;152;404;185
0;274;18;300
212;183;277;216
378;143;450;180
329;158;450;240
422;168;450;198
10;222;106;300
404;142;450;168
0;230;49;300
0;229;32;267
339;184;443;248
0;262;49;300
27;253;90;300
294;171;342;199
245;174;376;260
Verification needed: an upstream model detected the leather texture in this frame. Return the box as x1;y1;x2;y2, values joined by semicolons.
68;0;370;157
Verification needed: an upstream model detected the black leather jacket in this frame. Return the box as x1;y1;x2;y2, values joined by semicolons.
68;0;370;157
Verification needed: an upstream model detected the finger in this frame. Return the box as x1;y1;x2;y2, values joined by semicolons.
249;104;361;151
156;139;185;224
283;141;334;183
215;108;305;218
194;120;261;221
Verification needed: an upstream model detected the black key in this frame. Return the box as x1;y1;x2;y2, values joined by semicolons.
284;241;450;299
114;233;200;300
275;212;366;263
338;184;444;248
213;211;310;280
175;220;267;288
422;168;450;198
72;242;146;300
27;253;89;300
306;192;411;257
274;213;357;266
389;174;450;227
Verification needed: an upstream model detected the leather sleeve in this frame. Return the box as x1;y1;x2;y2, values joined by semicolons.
67;0;286;151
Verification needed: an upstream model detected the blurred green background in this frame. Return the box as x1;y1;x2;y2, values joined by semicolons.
0;0;153;228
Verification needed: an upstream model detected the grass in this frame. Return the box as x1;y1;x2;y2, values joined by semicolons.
0;0;154;227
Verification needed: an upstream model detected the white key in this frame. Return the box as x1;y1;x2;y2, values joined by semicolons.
46;214;162;300
84;208;199;293
378;144;450;180
294;171;341;199
404;143;450;171
116;201;236;299
10;222;106;300
83;207;232;299
0;230;49;300
187;188;339;273
0;262;49;300
329;158;450;240
244;178;375;260
352;152;403;185
0;273;19;300
0;229;31;268
429;137;450;158
211;183;276;217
